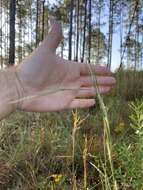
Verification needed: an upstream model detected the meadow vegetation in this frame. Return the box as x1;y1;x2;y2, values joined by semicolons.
0;70;143;190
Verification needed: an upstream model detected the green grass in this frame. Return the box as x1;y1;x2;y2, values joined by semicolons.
0;70;143;190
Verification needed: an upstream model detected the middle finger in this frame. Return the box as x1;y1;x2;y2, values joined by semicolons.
78;76;116;87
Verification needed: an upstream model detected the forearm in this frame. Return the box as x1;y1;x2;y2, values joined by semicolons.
0;68;20;120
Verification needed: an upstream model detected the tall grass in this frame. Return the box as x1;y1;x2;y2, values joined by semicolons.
0;70;143;189
87;63;118;190
83;135;88;190
72;110;89;189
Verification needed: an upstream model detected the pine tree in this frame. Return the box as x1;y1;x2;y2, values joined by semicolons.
75;0;80;61
107;0;114;69
42;0;46;41
82;0;88;62
36;0;40;47
68;0;74;60
88;0;92;63
9;0;16;65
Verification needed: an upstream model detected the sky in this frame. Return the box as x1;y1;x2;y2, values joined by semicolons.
49;0;122;71
0;0;129;71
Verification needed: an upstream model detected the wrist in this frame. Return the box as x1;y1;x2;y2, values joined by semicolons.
0;67;22;119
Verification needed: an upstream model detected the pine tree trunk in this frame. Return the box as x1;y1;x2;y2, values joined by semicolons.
9;0;16;65
107;0;114;69
135;2;140;70
75;0;80;61
36;0;40;47
120;1;123;67
82;0;88;62
17;1;23;62
96;0;101;64
30;2;33;52
88;0;92;63
73;9;76;60
68;0;74;60
42;0;45;41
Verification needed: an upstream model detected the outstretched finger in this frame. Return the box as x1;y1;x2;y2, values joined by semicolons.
79;63;112;76
76;86;111;98
68;61;112;76
43;17;63;52
78;76;116;87
68;99;96;109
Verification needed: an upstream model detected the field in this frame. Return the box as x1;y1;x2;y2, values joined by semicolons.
0;70;142;190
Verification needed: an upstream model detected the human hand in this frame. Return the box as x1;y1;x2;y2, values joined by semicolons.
15;18;116;112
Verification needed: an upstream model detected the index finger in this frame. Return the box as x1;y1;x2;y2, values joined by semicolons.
79;63;112;76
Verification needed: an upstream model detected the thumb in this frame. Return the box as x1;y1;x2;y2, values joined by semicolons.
43;17;63;52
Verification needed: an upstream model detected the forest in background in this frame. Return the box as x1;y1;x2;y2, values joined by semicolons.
0;0;143;70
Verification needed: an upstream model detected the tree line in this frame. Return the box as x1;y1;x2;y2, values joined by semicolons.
0;0;143;70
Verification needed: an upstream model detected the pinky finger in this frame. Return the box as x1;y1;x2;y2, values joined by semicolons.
69;99;96;109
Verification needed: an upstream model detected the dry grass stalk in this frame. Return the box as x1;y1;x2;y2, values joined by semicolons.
86;63;118;190
72;110;89;190
83;135;88;190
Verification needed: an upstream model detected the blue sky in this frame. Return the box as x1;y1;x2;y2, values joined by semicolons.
0;0;122;71
49;0;121;71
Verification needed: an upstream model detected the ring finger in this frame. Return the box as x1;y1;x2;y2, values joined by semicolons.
76;86;111;98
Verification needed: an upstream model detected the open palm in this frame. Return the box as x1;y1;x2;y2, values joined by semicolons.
16;18;116;112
